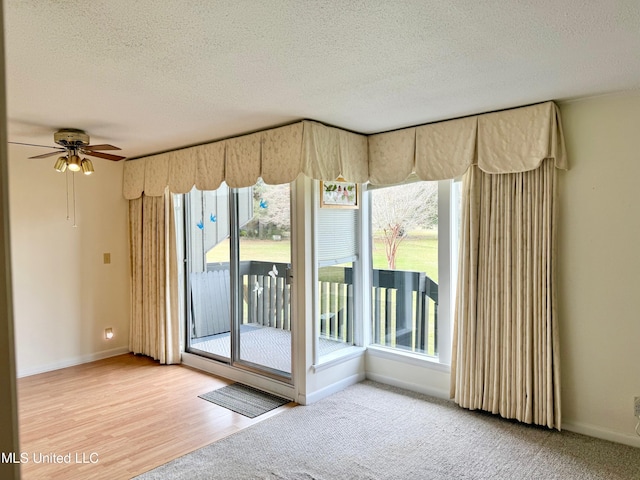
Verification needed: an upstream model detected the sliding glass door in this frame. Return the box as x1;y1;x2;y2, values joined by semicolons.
185;180;292;380
236;183;292;374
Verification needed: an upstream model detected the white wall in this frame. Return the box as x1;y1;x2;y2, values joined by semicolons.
366;349;450;399
557;92;640;446
9;145;129;376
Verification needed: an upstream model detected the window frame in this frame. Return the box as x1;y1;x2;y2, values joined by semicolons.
311;180;364;368
363;178;459;366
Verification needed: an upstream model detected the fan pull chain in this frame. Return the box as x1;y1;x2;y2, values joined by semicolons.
72;172;78;228
65;169;70;221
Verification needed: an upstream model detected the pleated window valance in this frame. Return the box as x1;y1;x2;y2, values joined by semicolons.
123;101;567;199
368;101;567;185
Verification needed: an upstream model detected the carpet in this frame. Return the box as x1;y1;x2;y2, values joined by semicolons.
198;383;290;418
137;381;640;479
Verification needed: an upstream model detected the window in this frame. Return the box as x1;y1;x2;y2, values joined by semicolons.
367;178;460;363
315;184;360;362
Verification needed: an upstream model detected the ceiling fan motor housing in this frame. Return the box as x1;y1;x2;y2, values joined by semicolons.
53;129;89;148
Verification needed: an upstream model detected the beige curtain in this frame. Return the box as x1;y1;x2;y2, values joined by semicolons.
128;191;180;364
451;158;561;429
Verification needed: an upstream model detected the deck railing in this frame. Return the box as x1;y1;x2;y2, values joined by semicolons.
369;268;438;355
238;261;291;331
195;261;438;355
319;270;354;344
198;261;291;334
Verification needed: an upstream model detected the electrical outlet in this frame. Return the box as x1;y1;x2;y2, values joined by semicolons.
635;397;640;417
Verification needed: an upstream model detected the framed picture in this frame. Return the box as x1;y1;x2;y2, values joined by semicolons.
320;179;359;209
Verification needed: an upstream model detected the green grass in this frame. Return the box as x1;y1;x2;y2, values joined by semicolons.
372;230;438;281
206;239;291;264
207;230;438;280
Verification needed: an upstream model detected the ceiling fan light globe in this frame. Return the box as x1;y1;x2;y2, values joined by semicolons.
67;154;81;172
53;156;68;172
81;158;94;175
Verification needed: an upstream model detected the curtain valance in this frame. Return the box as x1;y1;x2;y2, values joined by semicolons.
123;101;566;199
124;123;305;199
123;121;368;199
301;121;369;182
369;101;567;185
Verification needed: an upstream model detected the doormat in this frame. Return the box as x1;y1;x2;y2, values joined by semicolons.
199;383;290;418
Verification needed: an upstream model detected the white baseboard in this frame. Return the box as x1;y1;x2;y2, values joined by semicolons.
301;372;366;405
562;420;640;448
17;346;130;378
365;371;450;400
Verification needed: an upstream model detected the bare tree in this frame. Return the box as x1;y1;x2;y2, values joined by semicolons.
258;183;290;231
371;181;437;269
249;181;290;238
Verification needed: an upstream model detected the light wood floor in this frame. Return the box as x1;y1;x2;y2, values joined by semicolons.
17;353;295;479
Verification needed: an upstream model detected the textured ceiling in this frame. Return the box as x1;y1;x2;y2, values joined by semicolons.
4;0;640;160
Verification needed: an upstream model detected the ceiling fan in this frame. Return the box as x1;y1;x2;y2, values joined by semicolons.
10;128;126;175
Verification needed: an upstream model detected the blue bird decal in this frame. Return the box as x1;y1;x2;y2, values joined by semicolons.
196;220;204;230
259;199;268;209
210;213;217;223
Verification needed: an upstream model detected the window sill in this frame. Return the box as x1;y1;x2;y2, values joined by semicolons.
366;345;451;373
312;346;366;373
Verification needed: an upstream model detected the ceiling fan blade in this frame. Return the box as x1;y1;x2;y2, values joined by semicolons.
9;141;60;149
84;144;122;151
28;150;66;159
82;150;126;161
